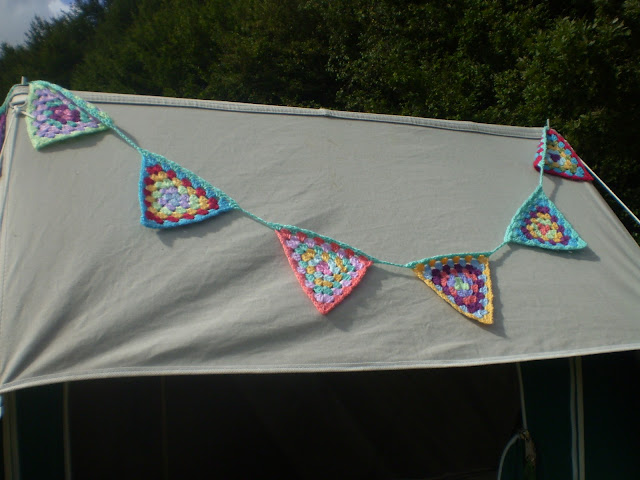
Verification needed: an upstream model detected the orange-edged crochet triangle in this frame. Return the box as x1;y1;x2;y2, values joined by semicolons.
412;254;494;324
534;128;593;181
276;228;373;314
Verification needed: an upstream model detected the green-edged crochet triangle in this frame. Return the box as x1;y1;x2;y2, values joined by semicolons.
26;81;110;150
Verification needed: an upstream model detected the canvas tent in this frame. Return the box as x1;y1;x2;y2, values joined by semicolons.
0;83;639;479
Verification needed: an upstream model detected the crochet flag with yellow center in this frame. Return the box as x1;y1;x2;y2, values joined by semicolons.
505;186;587;250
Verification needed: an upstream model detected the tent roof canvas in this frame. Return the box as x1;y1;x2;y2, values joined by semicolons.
0;86;639;393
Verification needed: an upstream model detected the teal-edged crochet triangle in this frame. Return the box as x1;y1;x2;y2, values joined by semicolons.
505;186;587;250
139;151;235;228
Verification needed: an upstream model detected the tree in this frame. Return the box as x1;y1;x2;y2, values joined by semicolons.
1;0;638;239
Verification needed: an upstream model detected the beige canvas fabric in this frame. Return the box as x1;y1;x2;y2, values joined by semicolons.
1;88;638;393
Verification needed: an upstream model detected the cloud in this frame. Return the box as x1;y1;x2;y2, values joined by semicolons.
48;0;73;17
0;0;74;46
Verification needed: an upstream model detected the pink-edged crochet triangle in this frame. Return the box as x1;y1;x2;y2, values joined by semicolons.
275;228;372;314
534;128;593;181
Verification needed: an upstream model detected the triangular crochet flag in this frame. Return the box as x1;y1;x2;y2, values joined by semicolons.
275;228;373;314
140;151;235;228
505;185;587;250
26;81;110;150
534;128;593;181
412;254;494;324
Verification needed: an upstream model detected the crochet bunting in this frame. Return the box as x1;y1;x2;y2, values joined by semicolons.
275;228;372;314
412;254;494;324
26;81;109;150
534;128;593;181
505;186;586;250
1;80;598;321
140;151;235;228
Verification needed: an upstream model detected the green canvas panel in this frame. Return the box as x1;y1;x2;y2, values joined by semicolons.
508;353;640;480
8;355;639;479
8;366;519;479
68;378;165;479
582;352;640;479
15;384;65;480
520;359;574;479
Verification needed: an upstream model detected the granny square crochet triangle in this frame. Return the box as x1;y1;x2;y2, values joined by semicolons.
26;81;109;150
275;228;373;314
534;128;593;181
413;254;494;324
505;186;587;250
140;151;235;228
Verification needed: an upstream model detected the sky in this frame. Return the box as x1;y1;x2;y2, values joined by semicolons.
0;0;74;46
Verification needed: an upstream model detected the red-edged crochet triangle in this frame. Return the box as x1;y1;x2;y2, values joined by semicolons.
275;228;372;314
534;128;594;181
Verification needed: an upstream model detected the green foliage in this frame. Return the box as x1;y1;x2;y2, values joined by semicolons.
0;0;107;92
70;0;336;106
0;0;638;238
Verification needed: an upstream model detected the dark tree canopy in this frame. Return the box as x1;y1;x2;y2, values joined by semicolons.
1;0;638;239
